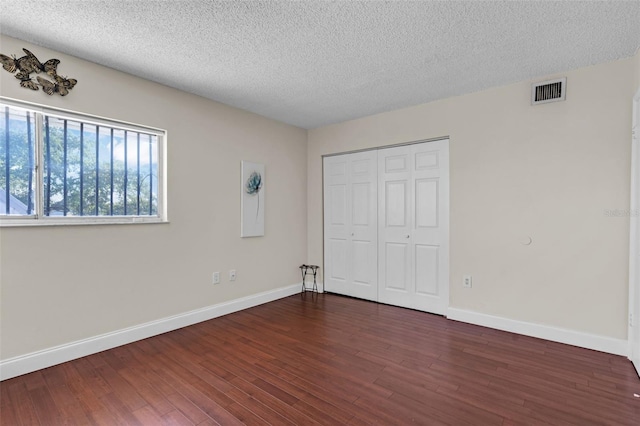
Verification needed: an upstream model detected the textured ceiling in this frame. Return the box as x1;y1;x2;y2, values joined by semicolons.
1;1;639;129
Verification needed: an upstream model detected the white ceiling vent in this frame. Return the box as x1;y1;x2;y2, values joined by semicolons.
531;77;566;105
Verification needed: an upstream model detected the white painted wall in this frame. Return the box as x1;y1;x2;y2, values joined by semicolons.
0;35;308;360
1;34;636;364
308;58;634;341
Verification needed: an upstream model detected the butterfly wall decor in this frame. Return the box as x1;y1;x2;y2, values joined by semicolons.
0;48;77;96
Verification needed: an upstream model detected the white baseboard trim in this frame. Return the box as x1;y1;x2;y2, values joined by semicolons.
447;308;628;357
0;283;301;381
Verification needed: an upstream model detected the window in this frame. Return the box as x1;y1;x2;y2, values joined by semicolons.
0;100;166;225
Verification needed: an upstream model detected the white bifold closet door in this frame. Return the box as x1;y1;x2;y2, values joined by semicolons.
377;140;449;314
323;150;378;301
323;139;449;315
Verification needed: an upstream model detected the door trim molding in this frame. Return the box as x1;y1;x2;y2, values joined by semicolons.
448;308;627;356
322;135;450;158
629;87;640;373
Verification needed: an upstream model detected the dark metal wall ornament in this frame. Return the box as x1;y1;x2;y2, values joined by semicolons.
0;48;77;96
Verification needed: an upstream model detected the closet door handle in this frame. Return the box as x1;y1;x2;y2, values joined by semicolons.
406;234;410;238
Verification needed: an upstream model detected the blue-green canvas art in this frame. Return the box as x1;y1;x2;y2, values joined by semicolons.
241;161;265;237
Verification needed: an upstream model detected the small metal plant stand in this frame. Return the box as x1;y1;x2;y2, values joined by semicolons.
299;264;319;293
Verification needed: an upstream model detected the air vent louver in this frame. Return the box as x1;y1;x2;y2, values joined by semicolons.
532;78;566;105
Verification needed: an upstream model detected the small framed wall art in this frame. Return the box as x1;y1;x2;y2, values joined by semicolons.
241;161;265;237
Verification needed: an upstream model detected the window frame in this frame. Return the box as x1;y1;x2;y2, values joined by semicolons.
0;97;168;227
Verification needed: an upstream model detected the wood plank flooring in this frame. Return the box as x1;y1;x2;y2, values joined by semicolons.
1;293;639;425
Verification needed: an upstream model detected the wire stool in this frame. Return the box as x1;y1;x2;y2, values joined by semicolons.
299;264;319;293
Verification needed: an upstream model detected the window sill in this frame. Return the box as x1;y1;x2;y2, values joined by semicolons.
0;216;169;227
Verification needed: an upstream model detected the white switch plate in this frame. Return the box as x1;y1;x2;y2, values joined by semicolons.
213;272;220;284
229;270;236;281
463;275;472;288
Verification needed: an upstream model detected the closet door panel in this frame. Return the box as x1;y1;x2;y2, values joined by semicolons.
347;150;378;300
328;239;348;282
384;242;409;291
352;240;373;284
378;140;449;314
415;178;438;228
378;145;414;307
410;141;449;313
324;156;350;295
323;151;377;301
415;244;439;296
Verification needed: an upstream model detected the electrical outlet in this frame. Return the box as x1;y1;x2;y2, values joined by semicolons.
212;272;220;285
463;275;472;288
229;270;236;281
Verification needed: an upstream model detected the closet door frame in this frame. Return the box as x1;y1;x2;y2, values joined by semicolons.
322;137;450;315
629;89;640;375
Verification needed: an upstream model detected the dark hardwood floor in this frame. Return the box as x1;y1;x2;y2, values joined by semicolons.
1;293;639;425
